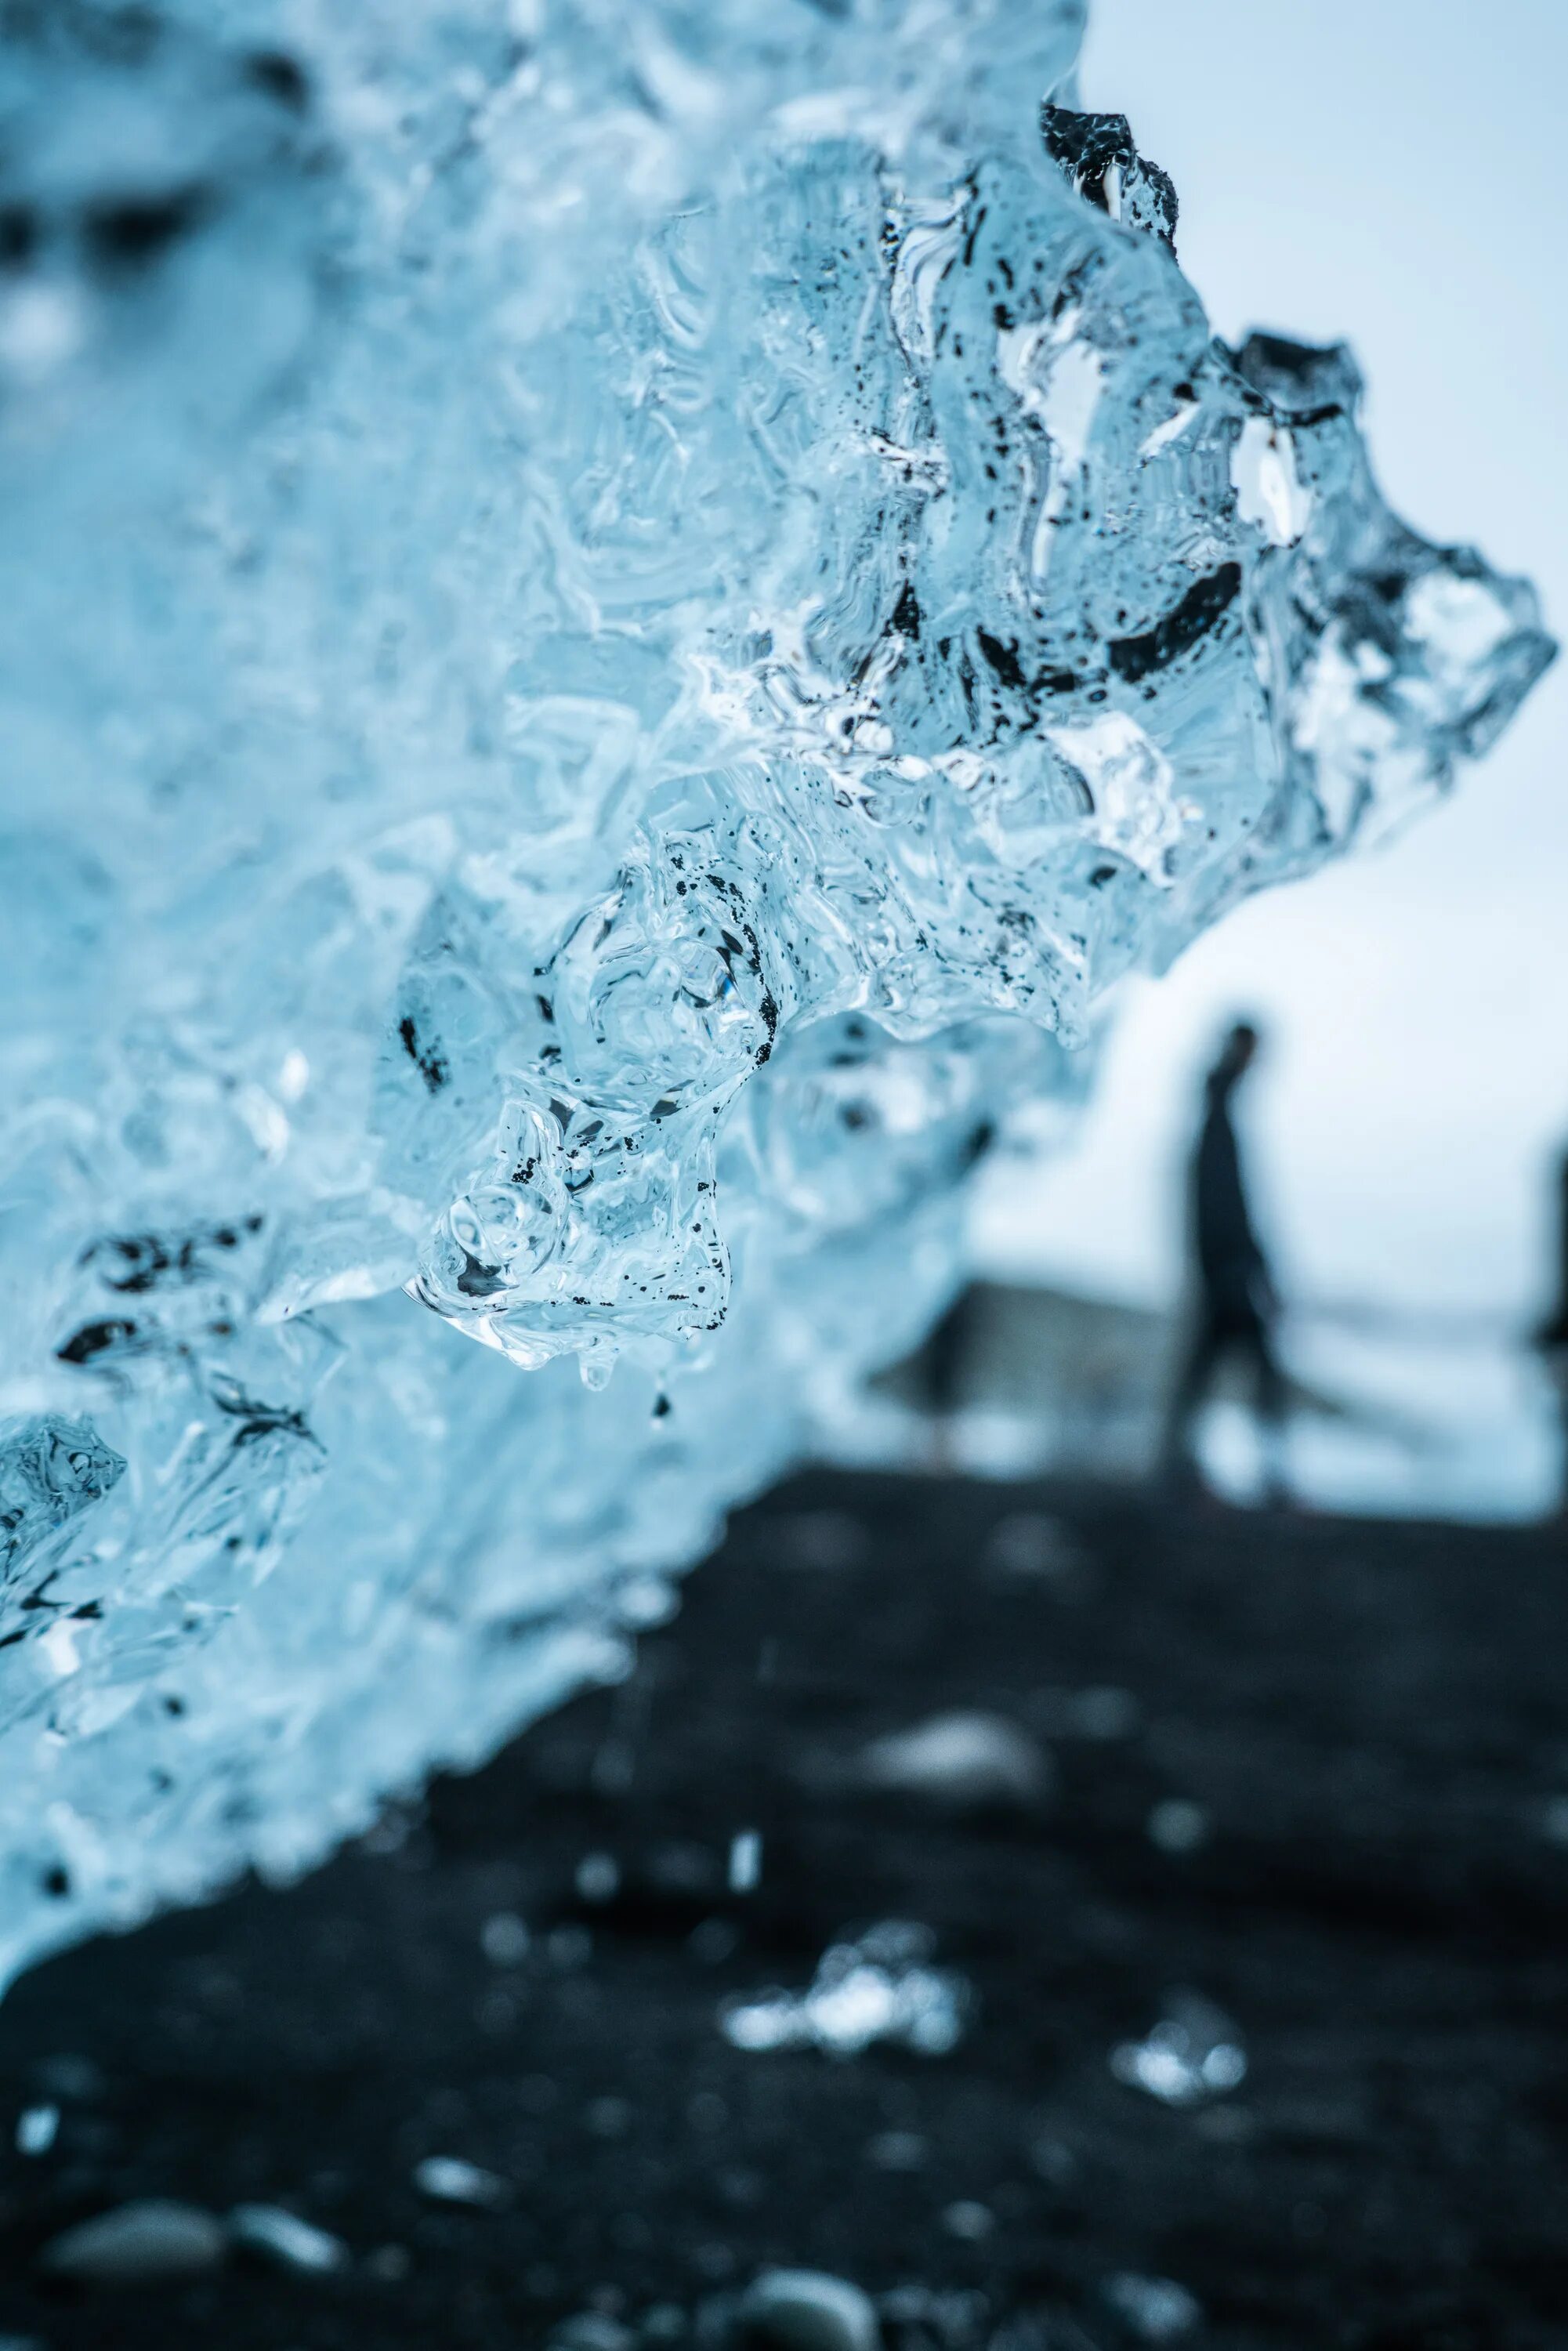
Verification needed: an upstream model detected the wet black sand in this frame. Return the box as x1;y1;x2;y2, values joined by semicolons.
2;1471;1566;2348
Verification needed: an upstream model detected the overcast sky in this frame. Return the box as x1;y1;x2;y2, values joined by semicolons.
976;0;1568;1319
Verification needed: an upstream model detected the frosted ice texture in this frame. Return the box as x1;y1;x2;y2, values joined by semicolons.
0;2;1552;1991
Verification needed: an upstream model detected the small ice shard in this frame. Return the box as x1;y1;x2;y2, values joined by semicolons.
574;1853;621;1905
229;2201;349;2274
737;2269;881;2351
860;1712;1052;1808
480;1911;531;1966
721;1923;969;2058
1102;2274;1202;2342
1146;1798;1211;1853
728;1831;762;1893
1111;1994;1248;2106
14;2103;58;2155
38;2199;227;2284
412;2155;510;2209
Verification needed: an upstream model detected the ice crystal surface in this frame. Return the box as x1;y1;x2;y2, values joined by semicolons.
0;2;1552;1991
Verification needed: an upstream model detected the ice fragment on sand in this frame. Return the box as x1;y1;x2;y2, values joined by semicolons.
722;1923;969;2057
575;1853;621;1904
1146;1798;1211;1853
413;2155;510;2208
38;2199;226;2284
738;2269;881;2351
1111;1994;1247;2106
860;1712;1052;1807
229;2202;348;2274
728;1831;762;1893
14;2103;57;2155
480;1911;531;1966
0;0;1552;1988
1102;2274;1202;2342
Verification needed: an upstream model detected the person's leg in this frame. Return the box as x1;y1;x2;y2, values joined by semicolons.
1251;1317;1290;1505
1159;1313;1221;1484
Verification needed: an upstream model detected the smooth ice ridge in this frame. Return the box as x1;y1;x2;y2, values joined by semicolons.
0;2;1552;1992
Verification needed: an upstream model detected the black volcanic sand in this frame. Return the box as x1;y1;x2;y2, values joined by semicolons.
1;1471;1566;2349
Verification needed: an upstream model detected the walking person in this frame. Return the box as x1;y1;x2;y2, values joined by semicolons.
1531;1149;1568;1517
1161;1020;1288;1501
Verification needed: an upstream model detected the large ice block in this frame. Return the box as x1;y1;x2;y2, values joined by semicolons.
0;5;1551;1991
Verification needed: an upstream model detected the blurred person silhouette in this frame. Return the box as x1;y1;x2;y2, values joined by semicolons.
1161;1019;1287;1502
1531;1148;1568;1513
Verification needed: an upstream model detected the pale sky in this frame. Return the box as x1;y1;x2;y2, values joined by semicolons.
976;0;1568;1320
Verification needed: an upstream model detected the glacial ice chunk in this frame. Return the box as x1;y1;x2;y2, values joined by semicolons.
721;1922;971;2058
0;2;1552;1992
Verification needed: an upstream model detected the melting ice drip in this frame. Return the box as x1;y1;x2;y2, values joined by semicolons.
0;2;1552;1992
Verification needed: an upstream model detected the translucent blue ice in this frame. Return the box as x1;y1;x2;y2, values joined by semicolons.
0;2;1552;1990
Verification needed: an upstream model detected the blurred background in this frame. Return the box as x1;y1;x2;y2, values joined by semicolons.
946;0;1568;1518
